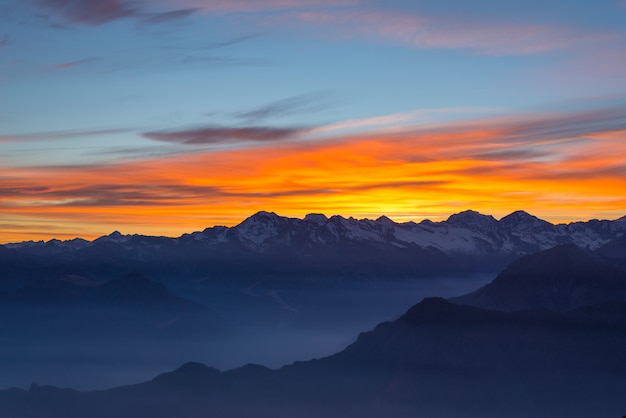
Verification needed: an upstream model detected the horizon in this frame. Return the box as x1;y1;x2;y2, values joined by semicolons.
3;208;625;245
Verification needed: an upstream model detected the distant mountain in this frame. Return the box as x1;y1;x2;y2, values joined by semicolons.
0;273;206;313
3;297;626;418
597;233;626;259
1;210;625;285
451;244;626;311
0;273;217;343
96;273;207;312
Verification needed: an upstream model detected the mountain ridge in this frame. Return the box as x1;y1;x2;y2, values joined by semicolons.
4;209;626;247
2;209;625;285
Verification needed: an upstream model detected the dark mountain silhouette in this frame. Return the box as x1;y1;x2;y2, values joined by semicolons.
451;244;626;311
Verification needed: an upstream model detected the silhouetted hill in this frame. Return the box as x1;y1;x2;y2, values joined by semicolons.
451;244;626;311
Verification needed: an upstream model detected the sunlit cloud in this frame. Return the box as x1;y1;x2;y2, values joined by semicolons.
311;107;489;136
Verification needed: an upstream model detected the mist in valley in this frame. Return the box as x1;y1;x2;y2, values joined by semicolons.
0;274;492;390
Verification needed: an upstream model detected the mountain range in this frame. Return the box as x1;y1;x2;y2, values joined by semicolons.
1;210;625;286
1;243;626;417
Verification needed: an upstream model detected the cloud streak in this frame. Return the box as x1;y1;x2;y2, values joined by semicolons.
141;8;197;24
49;57;98;69
143;125;307;145
0;128;131;143
37;0;138;26
35;0;198;27
235;93;332;122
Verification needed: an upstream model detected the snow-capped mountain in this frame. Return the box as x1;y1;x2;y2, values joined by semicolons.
189;209;626;254
1;210;625;284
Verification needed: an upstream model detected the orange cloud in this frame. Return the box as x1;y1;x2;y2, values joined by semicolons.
1;107;625;243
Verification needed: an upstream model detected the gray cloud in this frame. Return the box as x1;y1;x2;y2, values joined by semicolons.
494;105;626;144
143;125;307;145
470;148;553;162
396;102;626;149
235;92;334;122
37;0;138;26
35;0;198;27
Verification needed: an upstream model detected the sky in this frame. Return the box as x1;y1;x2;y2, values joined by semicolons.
1;0;626;243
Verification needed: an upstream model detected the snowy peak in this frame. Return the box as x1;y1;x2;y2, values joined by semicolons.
499;210;552;230
244;210;281;223
94;231;132;244
235;211;291;246
375;215;395;226
446;210;498;230
303;213;328;225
